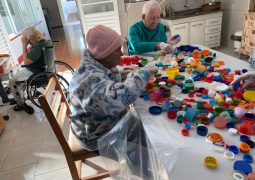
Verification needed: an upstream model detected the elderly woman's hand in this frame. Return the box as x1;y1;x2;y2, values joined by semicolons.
143;61;158;75
116;64;138;75
231;72;255;90
21;36;28;47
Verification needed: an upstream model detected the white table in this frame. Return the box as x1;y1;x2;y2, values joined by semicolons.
134;45;255;180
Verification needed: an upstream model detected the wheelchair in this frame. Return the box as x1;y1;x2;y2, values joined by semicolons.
16;46;74;108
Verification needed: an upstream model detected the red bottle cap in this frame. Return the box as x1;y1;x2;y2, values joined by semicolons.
167;110;177;119
182;129;189;136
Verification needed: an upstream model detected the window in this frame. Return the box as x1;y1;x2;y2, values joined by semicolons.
0;0;39;35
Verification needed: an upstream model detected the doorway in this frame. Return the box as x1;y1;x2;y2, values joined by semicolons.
57;0;80;26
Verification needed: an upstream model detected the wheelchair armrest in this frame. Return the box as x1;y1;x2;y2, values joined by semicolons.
21;64;46;71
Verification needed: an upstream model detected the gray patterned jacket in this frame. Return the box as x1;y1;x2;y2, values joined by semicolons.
69;50;150;151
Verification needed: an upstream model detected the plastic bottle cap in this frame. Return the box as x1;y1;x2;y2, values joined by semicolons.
232;172;246;180
240;135;250;142
229;145;239;154
197;125;208;136
213;116;227;129
209;133;223;142
228;128;238;135
204;156;217;169
181;129;189;136
149;106;162;115
233;160;253;175
240;142;251;153
245;140;255;149
243;154;253;164
224;151;235;160
159;81;166;86
248;173;255;180
167;110;177;119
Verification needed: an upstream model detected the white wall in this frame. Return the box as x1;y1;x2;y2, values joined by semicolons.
220;0;249;47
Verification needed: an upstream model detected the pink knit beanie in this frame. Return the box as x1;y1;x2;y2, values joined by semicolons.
86;25;123;59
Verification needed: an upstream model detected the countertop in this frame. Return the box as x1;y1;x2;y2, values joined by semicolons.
162;8;223;20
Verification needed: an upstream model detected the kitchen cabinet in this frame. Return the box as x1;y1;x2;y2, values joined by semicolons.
170;23;189;45
190;20;205;45
161;11;223;48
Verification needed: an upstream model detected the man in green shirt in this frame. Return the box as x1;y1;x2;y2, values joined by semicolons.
9;27;51;114
128;0;180;55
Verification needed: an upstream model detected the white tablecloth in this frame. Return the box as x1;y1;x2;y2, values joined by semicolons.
134;45;255;180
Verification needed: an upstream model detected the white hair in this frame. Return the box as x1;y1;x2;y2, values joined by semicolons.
142;0;161;15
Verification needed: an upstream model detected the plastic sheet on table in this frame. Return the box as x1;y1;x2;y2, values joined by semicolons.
98;107;178;179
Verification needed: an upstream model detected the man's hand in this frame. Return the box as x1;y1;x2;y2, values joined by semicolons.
159;42;175;54
231;72;255;90
168;34;181;45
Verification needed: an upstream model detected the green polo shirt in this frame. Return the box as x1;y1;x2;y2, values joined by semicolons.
128;20;167;55
27;39;52;73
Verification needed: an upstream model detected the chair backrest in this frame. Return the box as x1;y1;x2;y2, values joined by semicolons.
43;46;56;73
39;74;72;155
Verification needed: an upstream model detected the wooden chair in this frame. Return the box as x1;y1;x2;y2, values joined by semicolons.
39;74;110;180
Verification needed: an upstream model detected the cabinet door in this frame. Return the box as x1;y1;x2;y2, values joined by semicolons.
170;23;189;46
190;20;205;45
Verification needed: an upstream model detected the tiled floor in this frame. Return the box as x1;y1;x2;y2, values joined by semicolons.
0;22;250;179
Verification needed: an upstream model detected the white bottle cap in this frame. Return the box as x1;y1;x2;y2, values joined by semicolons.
228;128;238;135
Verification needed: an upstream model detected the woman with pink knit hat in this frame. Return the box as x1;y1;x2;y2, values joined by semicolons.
69;25;157;178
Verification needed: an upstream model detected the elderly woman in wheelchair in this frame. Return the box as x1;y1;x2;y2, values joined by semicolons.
9;27;52;114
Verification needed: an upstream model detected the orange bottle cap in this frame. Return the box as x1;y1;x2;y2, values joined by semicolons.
209;132;223;142
240;142;250;153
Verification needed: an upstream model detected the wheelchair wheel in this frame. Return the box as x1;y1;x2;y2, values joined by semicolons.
26;72;69;108
54;61;74;82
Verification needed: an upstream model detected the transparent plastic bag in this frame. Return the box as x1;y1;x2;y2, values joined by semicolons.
98;106;179;179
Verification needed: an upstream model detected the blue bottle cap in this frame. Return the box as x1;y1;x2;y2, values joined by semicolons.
161;100;172;112
143;94;149;101
185;79;193;83
233;84;240;91
213;76;221;82
240;135;250;142
242;69;248;74
173;100;182;108
226;122;235;129
244;113;255;119
225;68;231;72
185;122;191;130
229;145;239;154
201;94;208;99
243;154;254;164
173;34;181;39
197;125;208;136
161;76;168;81
233;160;252;174
149;106;162;115
179;67;186;72
193;75;200;81
198;87;205;92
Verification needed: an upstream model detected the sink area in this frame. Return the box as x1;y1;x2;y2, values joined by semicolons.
163;8;222;20
171;8;202;17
